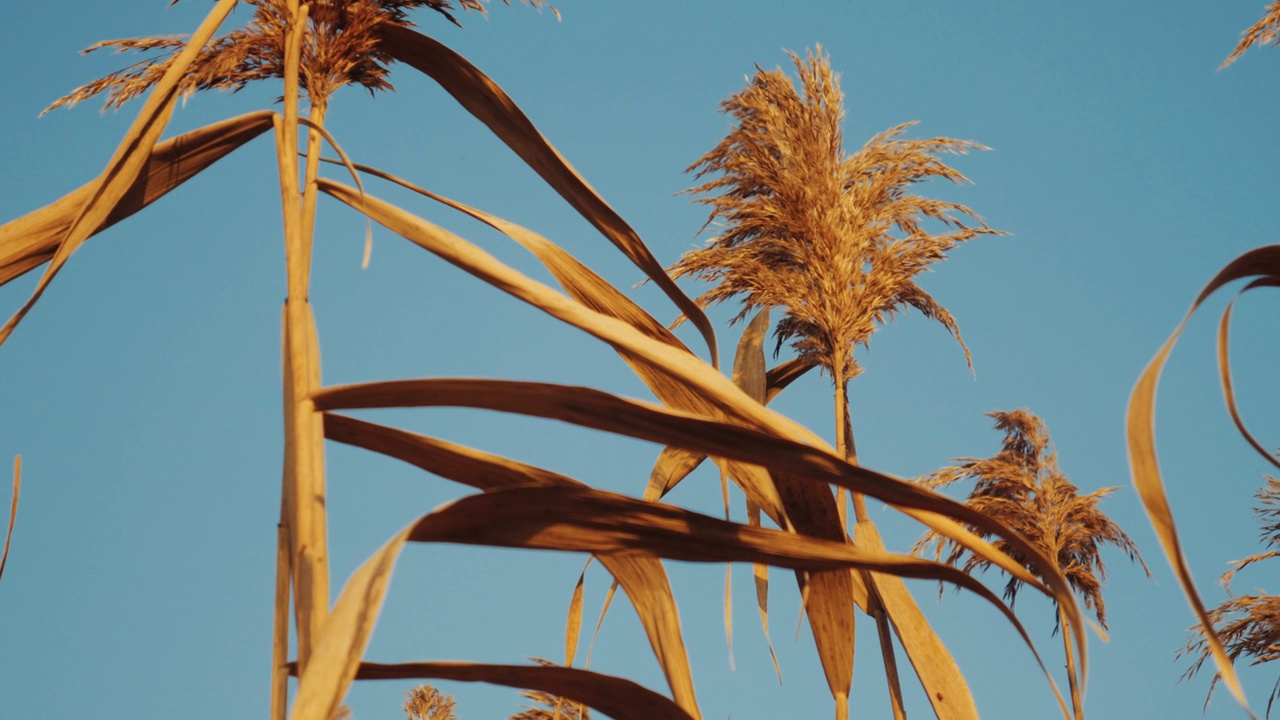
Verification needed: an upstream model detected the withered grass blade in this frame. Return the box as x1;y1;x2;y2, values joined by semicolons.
0;110;274;287
765;357;817;404
375;24;719;367
747;501;783;683
0;456;19;584
1218;278;1280;471
644;446;706;501
346;661;696;720
1128;244;1280;716
769;469;853;720
586;579;617;667
321;413;700;717
643;313;796;515
724;562;735;671
855;521;981;720
0;0;239;348
565;559;589;667
406;486;1023;614
325;413;576;491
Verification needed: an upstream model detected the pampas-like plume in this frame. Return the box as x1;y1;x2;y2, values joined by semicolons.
915;410;1148;629
1223;2;1280;68
668;47;1003;383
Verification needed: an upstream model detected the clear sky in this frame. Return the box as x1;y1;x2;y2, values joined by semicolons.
2;2;1279;719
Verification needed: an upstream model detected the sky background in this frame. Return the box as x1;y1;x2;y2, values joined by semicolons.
2;1;1279;718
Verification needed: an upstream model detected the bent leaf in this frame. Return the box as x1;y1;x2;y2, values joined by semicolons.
0;110;274;287
1217;278;1280;471
0;456;19;584
346;661;695;720
1128;244;1280;717
376;24;719;367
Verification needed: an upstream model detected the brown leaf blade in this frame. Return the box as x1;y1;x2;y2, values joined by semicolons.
1128;244;1280;717
376;24;719;367
0;110;274;287
0;456;19;584
349;662;695;720
315;378;1073;600
1217;279;1280;471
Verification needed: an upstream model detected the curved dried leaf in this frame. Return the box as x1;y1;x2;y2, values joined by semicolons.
0;110;274;287
375;24;719;367
747;501;783;683
0;0;239;348
1128;244;1280;717
346;661;694;720
0;456;19;584
566;560;588;667
1218;278;1280;471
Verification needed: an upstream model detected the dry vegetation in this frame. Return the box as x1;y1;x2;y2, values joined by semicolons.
1125;4;1280;718
916;410;1148;719
4;2;1278;720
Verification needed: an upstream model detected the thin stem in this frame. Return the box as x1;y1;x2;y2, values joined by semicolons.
1059;605;1084;720
833;369;868;523
273;1;329;676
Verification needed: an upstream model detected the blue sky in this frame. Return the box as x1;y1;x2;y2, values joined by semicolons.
1;1;1279;718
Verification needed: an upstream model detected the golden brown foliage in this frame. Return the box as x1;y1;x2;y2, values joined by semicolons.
45;0;553;113
1223;2;1280;68
668;47;1002;381
916;410;1147;630
1183;476;1280;715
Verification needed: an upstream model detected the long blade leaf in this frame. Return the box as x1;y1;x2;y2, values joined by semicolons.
1128;244;1280;717
0;110;274;287
375;24;719;367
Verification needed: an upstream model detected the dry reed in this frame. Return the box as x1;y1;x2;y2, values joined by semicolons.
918;410;1148;720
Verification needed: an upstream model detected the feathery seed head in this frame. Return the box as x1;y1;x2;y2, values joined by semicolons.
669;47;1003;381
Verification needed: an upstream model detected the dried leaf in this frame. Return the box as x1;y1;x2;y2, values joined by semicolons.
0;456;19;584
566;560;588;667
1128;244;1280;717
349;661;694;720
1217;278;1280;471
313;379;1066;603
0;110;274;287
376;24;719;367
